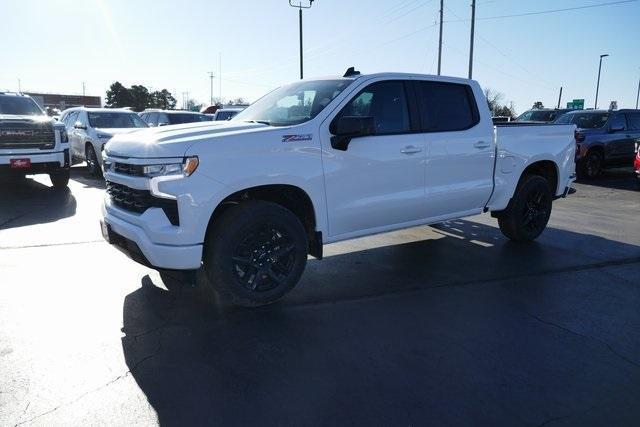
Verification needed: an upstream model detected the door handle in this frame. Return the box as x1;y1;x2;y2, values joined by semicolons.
474;141;490;149
400;146;422;154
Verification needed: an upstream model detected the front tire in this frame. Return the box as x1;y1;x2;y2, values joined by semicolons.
85;144;102;178
49;168;70;189
498;175;553;242
203;200;308;307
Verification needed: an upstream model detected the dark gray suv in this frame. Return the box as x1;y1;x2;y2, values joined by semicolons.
554;109;640;178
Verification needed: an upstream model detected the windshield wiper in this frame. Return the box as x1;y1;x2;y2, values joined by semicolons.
244;120;272;126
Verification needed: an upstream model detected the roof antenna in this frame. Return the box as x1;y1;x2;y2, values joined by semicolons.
343;67;360;77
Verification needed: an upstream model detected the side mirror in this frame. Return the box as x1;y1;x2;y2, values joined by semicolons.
158;122;169;127
610;124;624;133
74;121;87;130
330;116;375;151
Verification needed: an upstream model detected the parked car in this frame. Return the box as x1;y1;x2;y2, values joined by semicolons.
213;107;244;121
100;70;576;307
516;108;571;123
59;108;148;177
554;109;640;178
139;110;211;127
0;92;70;189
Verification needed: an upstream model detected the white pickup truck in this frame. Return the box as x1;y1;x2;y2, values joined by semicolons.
101;70;576;306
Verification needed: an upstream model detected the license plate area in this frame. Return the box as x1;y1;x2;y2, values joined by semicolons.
10;158;31;169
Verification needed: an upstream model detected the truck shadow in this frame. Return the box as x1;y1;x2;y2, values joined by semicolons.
0;178;76;230
575;167;637;191
121;220;640;425
69;165;106;189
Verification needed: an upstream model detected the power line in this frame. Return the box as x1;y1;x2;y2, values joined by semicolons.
444;0;638;22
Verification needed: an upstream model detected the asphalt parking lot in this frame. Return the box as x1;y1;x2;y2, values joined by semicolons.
1;167;639;426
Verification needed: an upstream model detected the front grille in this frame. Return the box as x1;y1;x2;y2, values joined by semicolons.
114;162;144;176
0;121;55;150
106;181;179;225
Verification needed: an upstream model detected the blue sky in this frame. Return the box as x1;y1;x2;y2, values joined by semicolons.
1;0;639;113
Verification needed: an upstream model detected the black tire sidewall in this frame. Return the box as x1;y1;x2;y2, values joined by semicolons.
581;150;603;178
204;201;308;307
499;175;552;241
50;169;70;189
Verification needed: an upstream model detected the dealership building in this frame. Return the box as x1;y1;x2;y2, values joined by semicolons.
25;92;102;113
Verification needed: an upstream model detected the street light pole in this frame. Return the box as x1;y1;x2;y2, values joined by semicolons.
594;53;609;109
289;0;314;80
208;71;215;106
437;0;443;75
468;0;476;79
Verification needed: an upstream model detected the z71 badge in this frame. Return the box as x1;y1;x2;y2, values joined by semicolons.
282;134;313;143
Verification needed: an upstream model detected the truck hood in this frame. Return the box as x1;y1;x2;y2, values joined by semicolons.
104;120;270;159
0;114;53;124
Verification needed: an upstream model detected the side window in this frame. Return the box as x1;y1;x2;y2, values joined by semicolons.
609;114;626;130
416;81;478;132
157;113;169;126
625;113;640;131
338;81;411;135
65;111;78;127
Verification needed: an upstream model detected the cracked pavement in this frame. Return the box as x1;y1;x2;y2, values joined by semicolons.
1;167;639;426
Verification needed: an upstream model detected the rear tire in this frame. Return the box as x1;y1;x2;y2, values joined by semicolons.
203;200;308;307
85;144;102;178
497;175;553;242
50;168;70;189
578;150;603;179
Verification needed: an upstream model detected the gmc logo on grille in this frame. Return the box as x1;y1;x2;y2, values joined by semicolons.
1;130;36;137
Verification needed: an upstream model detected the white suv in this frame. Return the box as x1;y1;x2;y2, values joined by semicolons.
59;108;148;177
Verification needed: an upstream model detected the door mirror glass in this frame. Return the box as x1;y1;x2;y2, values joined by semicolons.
74;121;87;130
330;116;375;151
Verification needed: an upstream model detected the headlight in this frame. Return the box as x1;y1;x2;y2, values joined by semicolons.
97;133;113;140
58;128;68;143
143;156;199;177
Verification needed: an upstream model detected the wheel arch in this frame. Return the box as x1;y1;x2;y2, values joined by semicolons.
204;183;323;259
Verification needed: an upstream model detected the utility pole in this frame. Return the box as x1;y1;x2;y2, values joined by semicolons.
17;79;21;93
207;71;215;106
557;86;563;109
289;0;314;79
437;0;443;75
594;53;609;109
468;0;476;79
82;82;86;97
219;52;222;104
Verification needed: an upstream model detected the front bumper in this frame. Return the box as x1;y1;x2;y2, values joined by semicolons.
101;210;202;270
0;149;69;175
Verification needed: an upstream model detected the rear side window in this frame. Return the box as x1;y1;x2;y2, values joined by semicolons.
339;81;411;135
415;81;478;132
608;114;626;131
625;112;640;131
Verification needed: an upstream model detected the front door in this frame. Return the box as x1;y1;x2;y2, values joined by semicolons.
321;80;426;238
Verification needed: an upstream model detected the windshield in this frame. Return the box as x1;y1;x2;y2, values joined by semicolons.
555;112;609;129
516;110;558;122
88;112;148;128
0;96;44;116
168;113;210;125
233;79;353;126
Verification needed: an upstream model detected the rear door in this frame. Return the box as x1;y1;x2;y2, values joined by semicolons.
321;79;427;237
625;112;640;156
607;113;634;162
414;80;495;218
